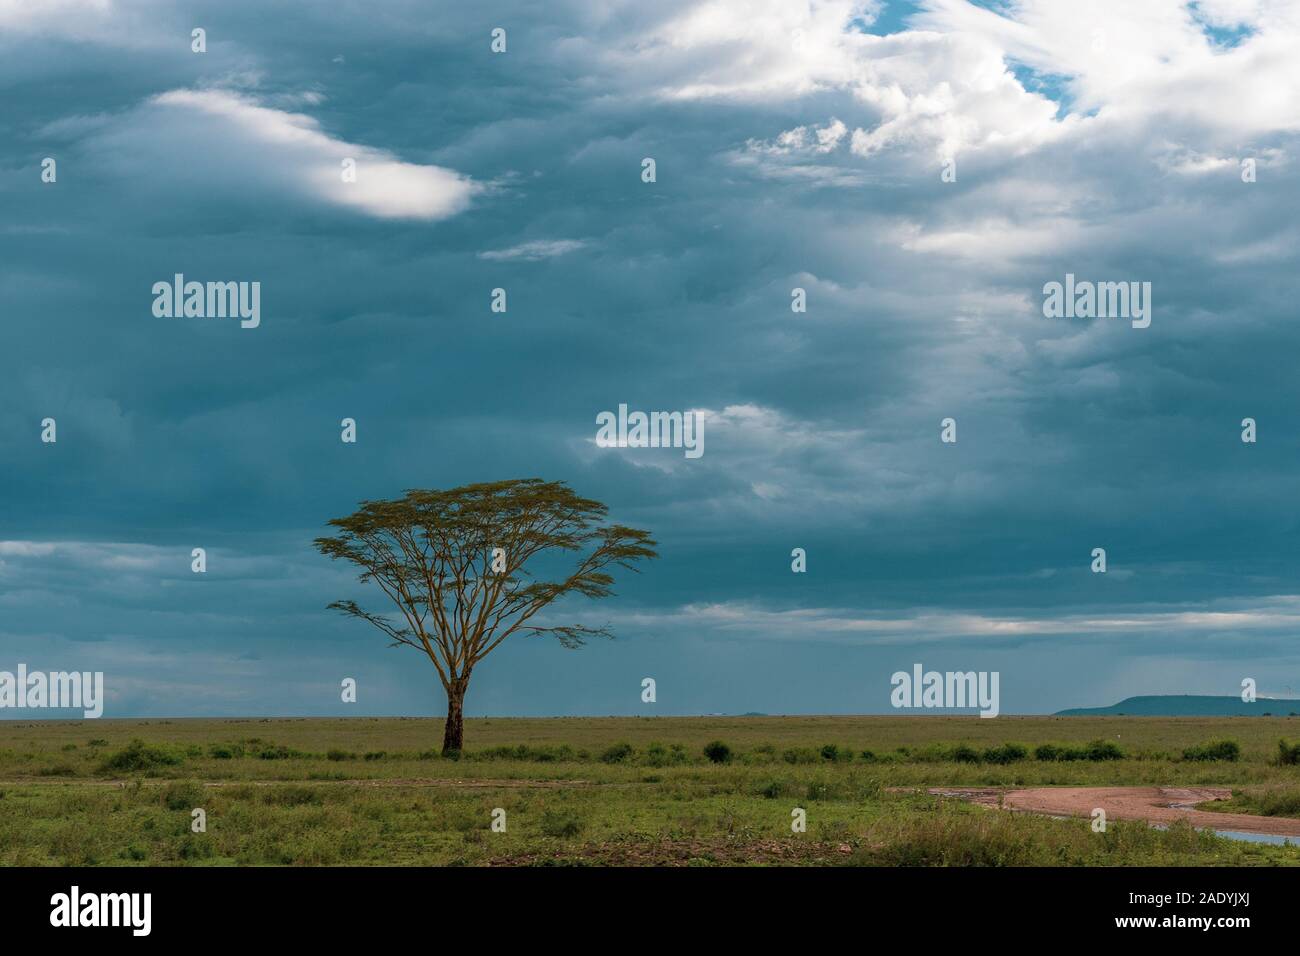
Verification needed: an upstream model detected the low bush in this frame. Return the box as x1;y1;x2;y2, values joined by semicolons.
704;741;732;764
1035;740;1124;762
539;810;583;838
599;742;634;764
1276;739;1300;766
1182;739;1240;762
99;739;182;774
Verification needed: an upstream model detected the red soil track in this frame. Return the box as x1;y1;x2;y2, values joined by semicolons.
929;786;1300;837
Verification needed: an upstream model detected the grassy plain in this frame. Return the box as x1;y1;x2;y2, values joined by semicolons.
1;715;1298;866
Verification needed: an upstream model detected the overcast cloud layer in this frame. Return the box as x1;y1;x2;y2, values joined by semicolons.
3;0;1300;718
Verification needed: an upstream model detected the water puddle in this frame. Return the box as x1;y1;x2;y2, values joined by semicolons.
1151;823;1296;845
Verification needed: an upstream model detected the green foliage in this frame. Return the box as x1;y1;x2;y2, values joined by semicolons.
854;806;1224;866
703;741;732;764
1034;740;1124;762
38;764;78;777
782;747;820;764
645;742;688;767
8;715;1300;868
261;785;321;807
99;739;182;774
161;781;204;811
539;810;584;838
258;744;301;760
470;744;576;763
982;743;1029;764
599;742;635;764
1277;739;1300;766
1182;739;1240;762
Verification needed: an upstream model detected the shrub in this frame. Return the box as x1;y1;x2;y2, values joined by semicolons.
1277;739;1300;766
326;749;354;761
1182;739;1240;762
819;744;840;762
982;743;1029;764
704;741;732;764
178;836;214;860
257;744;299;760
539;810;584;838
1237;787;1300;817
950;744;981;764
161;780;204;811
470;744;576;763
1083;739;1124;761
599;742;634;764
1035;740;1123;762
363;751;386;761
646;742;688;767
99;739;182;774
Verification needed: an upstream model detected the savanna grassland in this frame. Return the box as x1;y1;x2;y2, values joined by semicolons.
1;715;1298;866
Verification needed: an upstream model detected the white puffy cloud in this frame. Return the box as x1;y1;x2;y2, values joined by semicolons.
90;88;477;220
746;118;848;155
605;0;1300;166
913;0;1300;140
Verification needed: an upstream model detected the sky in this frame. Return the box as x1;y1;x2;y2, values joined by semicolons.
2;0;1300;719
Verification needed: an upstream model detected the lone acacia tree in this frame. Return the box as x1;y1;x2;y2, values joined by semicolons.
314;479;657;753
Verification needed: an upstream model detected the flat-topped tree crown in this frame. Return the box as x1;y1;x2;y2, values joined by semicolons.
314;479;657;753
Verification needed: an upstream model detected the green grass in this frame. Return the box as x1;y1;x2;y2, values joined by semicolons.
0;715;1297;866
1201;786;1300;819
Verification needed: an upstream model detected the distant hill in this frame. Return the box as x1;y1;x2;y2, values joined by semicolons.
1055;695;1300;717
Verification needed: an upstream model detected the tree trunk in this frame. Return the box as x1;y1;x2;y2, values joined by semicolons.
442;683;465;754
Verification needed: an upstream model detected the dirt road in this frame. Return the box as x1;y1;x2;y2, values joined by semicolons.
929;786;1300;837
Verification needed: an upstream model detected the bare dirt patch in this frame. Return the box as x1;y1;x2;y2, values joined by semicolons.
931;785;1300;837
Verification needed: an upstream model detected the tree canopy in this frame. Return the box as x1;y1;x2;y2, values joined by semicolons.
314;478;657;751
